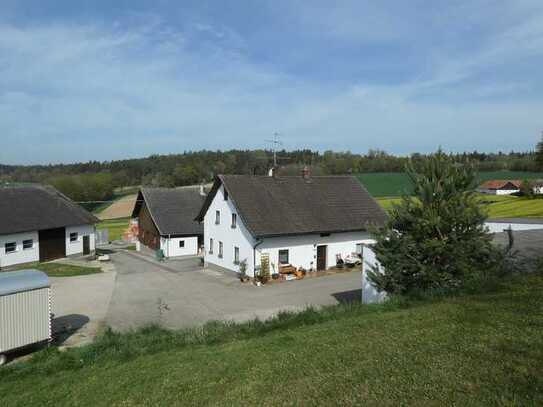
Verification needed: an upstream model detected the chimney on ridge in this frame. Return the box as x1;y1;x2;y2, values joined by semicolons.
302;165;310;180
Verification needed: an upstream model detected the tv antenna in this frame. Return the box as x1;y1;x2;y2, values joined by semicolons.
265;132;283;167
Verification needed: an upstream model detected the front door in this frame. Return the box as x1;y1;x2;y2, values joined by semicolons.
317;245;327;271
83;235;90;255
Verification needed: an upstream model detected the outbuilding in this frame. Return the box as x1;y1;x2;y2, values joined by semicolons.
0;185;98;270
0;270;52;364
131;186;206;257
195;170;388;278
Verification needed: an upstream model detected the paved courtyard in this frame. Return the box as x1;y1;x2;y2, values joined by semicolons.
52;249;362;344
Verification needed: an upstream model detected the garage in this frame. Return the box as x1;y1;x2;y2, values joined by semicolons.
39;227;66;262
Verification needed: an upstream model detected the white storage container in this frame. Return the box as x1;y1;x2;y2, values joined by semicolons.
0;270;52;365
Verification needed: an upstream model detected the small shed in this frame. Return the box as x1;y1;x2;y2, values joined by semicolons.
0;270;52;364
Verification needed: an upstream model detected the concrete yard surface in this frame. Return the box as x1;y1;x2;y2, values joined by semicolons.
105;250;362;331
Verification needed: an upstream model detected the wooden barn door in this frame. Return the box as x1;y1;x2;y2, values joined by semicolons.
39;227;66;262
317;245;327;271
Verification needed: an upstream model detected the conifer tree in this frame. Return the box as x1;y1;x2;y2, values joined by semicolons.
368;151;497;294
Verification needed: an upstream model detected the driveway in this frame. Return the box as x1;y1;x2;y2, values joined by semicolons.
106;250;361;331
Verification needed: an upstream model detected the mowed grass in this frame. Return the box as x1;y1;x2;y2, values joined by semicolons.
11;262;101;277
97;217;130;241
358;171;543;197
1;274;542;405
377;194;543;218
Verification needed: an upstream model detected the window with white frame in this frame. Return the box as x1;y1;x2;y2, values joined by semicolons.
218;241;223;258
209;238;214;254
179;240;185;248
234;246;239;264
5;242;16;254
23;239;33;250
70;232;78;242
231;213;237;228
215;210;220;224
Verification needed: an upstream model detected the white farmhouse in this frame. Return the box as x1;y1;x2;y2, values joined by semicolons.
0;185;98;270
195;171;388;278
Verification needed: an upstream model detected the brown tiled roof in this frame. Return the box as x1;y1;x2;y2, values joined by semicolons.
132;187;205;236
0;185;98;235
479;180;522;190
196;175;388;238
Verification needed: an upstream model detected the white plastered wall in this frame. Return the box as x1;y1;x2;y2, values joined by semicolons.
160;236;199;257
0;231;39;268
65;224;96;256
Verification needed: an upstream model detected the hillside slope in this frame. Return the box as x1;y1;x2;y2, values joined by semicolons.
1;275;542;406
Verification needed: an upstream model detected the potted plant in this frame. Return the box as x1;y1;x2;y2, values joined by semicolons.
238;259;249;282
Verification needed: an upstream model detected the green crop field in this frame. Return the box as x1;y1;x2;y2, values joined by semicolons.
97;217;130;241
376;194;543;218
358;171;543;197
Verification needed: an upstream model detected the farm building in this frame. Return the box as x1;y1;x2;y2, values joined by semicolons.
131;187;206;257
0;185;98;269
195;169;388;278
477;180;521;195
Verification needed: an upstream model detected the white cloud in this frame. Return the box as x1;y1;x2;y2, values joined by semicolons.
0;3;542;164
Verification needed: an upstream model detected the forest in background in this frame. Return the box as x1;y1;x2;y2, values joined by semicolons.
0;149;540;204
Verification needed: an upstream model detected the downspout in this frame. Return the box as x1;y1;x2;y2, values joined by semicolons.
167;234;171;258
253;238;264;279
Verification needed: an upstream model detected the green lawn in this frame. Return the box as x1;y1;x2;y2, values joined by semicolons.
377;194;543;218
97;217;130;241
358;171;543;197
11;262;101;277
1;274;542;405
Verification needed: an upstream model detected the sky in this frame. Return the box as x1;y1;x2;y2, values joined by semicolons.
1;1;542;164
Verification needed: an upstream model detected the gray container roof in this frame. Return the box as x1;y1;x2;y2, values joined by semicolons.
0;270;50;296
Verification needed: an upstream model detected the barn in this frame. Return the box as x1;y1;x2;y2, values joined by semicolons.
131;187;206;257
0;185;98;269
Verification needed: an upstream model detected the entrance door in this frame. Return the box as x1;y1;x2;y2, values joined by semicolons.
317;245;327;271
39;227;66;262
83;235;90;255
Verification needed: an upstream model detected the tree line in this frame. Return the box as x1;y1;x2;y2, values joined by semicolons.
0;148;541;203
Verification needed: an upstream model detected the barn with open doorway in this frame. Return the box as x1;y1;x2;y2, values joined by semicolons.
0;185;98;269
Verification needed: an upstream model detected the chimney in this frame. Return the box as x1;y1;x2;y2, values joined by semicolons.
302;165;310;179
199;184;206;197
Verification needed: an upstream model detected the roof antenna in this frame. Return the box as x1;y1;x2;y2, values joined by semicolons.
265;132;283;168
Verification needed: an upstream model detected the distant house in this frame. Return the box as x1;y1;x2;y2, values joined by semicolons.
477;180;521;195
485;218;543;233
195;170;388;277
0;185;98;269
131;187;206;257
533;180;543;195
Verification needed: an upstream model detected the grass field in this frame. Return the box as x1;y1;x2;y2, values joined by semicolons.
377;194;543;218
97;217;130;241
1;273;542;405
11;262;101;277
358;171;543;197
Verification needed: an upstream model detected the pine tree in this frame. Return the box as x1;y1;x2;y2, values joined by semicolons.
367;151;498;295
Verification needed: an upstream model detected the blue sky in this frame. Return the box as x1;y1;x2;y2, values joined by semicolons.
1;1;542;164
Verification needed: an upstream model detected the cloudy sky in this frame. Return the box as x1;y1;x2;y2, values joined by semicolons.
1;1;542;164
